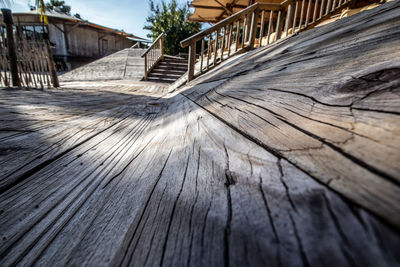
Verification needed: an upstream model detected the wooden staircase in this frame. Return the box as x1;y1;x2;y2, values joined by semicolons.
146;56;188;83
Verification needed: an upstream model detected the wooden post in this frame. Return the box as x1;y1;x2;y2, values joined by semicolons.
275;10;283;41
45;40;60;87
259;11;265;47
144;54;148;80
235;20;240;51
207;34;211;70
248;8;259;49
305;0;312;27
284;1;294;36
2;9;20;87
214;30;219;65
267;11;274;44
293;1;299;32
188;42;196;81
160;35;164;61
200;38;205;73
227;23;233;55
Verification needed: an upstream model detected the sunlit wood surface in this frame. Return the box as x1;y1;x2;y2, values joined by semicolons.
0;2;399;266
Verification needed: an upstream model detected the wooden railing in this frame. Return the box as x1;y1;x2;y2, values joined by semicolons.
181;0;357;81
141;32;165;80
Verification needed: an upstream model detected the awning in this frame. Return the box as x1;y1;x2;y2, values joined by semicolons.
189;0;284;23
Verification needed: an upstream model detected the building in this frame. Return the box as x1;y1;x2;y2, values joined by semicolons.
9;9;148;70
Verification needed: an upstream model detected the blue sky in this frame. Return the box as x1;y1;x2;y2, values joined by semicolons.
5;0;190;40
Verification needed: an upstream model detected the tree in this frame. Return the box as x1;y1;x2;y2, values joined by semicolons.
144;0;201;56
45;0;71;15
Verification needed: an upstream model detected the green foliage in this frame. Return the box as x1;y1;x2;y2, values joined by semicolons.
144;0;201;56
45;0;71;15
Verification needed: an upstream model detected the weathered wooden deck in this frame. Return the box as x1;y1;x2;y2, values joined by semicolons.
1;1;400;266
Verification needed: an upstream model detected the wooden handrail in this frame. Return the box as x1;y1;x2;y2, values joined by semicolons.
141;32;165;58
142;32;165;80
181;3;280;48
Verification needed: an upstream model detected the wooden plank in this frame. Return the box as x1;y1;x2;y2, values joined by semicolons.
0;2;399;267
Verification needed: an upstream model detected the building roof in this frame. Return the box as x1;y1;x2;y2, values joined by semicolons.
189;0;283;22
11;9;147;41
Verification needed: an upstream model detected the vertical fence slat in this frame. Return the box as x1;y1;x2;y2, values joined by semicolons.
299;0;306;29
275;9;283;41
214;30;219;65
221;26;226;61
292;1;299;33
319;0;326;19
259;10;266;47
200;38;205;73
284;2;293;37
235;20;240;51
228;23;233;56
207;34;211;70
305;0;312;27
267;10;274;44
312;0;319;23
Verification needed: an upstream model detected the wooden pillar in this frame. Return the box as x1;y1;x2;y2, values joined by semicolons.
188;42;196;81
1;9;20;87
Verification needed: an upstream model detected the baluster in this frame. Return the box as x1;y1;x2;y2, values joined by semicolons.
267;11;274;44
299;0;306;29
241;17;246;48
207;34;211;70
248;7;259;49
200;38;205;73
221;26;226;61
305;0;312;27
284;2;293;37
259;10;266;47
214;29;219;66
228;23;233;56
312;0;319;23
243;15;248;44
275;9;283;41
325;0;332;15
319;0;326;19
332;0;337;11
235;20;240;51
292;0;299;33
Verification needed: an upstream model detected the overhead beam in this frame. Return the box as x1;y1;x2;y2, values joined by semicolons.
214;0;233;15
191;4;248;10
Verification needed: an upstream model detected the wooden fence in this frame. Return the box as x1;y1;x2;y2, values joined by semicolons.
181;0;360;81
0;10;59;88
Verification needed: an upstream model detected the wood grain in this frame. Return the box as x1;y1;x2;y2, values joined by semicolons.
0;2;399;266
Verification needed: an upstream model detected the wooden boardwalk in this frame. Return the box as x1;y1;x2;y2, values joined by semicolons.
1;1;400;266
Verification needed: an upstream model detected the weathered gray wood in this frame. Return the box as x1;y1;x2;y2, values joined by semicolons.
0;2;399;267
182;0;400;228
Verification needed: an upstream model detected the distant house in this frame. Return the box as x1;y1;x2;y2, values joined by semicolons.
8;9;149;70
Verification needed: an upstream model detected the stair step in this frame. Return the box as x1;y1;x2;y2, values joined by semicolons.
146;77;176;83
148;72;182;78
151;69;186;75
146;55;188;83
164;59;187;63
156;65;187;71
159;61;187;66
